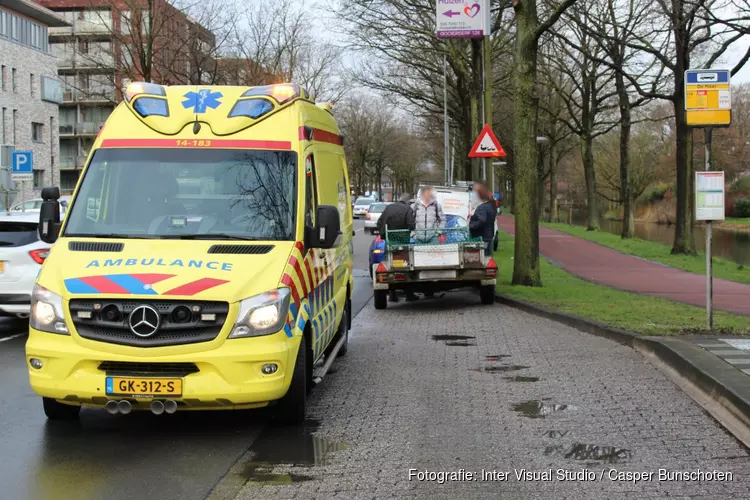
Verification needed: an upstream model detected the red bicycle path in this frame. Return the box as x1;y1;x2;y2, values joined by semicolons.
497;215;750;316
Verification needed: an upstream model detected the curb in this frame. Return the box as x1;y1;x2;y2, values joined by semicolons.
495;291;750;446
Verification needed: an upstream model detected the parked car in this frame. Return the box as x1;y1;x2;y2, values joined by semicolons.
10;195;71;216
364;202;391;234
0;213;51;319
352;197;376;218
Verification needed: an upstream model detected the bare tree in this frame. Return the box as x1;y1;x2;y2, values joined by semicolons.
548;8;618;231
511;0;578;287
222;0;348;102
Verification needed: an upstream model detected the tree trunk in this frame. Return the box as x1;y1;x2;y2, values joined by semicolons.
536;143;545;217
548;143;557;222
581;135;599;230
470;39;483;180
512;0;541;287
616;71;634;238
671;4;695;254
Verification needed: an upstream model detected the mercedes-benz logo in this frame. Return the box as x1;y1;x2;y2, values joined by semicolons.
128;305;161;337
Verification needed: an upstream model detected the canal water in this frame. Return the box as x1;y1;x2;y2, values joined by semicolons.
565;214;750;266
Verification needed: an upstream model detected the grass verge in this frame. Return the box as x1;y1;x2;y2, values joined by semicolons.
542;222;750;285
494;232;750;336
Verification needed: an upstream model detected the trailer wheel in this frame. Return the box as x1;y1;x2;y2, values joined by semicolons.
480;285;495;305
374;290;388;309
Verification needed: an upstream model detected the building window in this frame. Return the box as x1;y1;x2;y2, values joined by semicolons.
61;171;80;191
32;122;44;142
12;109;17;144
1;108;5;143
33;169;44;187
11;68;16;92
30;74;35;97
1;66;5;90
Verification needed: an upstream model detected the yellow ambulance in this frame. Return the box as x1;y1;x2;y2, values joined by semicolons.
27;83;354;423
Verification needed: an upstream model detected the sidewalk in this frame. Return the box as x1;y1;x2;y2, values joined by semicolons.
498;215;750;316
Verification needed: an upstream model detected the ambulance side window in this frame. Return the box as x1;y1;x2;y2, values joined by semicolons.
305;154;317;226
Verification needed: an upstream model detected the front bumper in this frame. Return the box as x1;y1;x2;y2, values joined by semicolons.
26;328;300;410
0;293;31;317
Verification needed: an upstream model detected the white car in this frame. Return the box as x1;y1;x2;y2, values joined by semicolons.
364;202;391;234
0;213;50;319
10;195;71;216
352;197;376;218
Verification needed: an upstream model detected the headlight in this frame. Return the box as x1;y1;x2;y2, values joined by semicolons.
229;288;291;338
30;284;69;335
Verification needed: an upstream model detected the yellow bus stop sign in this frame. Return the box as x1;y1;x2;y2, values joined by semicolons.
685;69;731;127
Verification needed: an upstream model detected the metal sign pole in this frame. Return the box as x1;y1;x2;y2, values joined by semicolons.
443;55;450;186
481;36;487;181
705;127;713;330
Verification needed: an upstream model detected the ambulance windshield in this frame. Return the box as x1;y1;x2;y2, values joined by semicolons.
63;148;297;240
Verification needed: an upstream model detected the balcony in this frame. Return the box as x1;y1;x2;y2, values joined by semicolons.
59;124;75;136
49;20;112;36
62;90;115;103
76;122;106;135
75;20;112;34
59;156;77;169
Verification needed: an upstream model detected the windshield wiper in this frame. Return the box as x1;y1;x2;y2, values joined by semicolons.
64;233;158;239
166;234;261;241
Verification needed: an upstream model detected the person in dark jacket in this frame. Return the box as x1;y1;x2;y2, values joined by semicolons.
376;193;418;302
377;193;416;235
469;182;496;257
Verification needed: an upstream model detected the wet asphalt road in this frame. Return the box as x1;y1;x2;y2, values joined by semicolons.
0;220;375;500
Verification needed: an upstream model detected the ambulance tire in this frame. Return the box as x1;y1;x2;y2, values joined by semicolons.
43;397;81;421
277;336;308;425
337;301;349;357
374;290;388;310
480;285;495;305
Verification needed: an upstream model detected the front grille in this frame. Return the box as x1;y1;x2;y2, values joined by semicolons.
208;244;274;254
68;241;124;252
98;361;199;377
69;299;229;347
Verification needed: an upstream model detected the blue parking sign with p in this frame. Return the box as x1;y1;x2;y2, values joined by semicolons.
12;151;33;173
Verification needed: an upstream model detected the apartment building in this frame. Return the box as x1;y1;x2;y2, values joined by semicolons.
37;0;216;192
0;0;68;206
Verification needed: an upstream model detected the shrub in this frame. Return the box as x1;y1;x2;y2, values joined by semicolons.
642;182;670;203
728;176;750;194
734;198;750;218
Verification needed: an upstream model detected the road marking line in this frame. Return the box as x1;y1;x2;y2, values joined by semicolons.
355;228;364;232
0;333;26;343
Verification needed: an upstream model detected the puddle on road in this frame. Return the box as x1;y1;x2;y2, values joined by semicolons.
432;334;477;347
235;420;347;486
432;334;476;342
544;443;632;464
512;400;575;418
504;376;540;382
485;355;511;361
473;365;529;373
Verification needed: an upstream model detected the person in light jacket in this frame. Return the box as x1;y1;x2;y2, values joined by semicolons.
412;187;445;232
469;182;496;257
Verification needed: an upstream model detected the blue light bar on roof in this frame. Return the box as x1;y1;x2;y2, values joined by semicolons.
125;82;166;103
132;97;169;117
228;98;274;119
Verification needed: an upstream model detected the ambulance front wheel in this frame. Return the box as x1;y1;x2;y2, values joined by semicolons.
374;290;388;310
277;336;308;425
43;397;81;421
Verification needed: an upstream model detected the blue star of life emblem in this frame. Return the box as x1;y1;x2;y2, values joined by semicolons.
182;89;223;113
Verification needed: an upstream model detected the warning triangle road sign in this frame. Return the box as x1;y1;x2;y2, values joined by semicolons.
468;124;507;158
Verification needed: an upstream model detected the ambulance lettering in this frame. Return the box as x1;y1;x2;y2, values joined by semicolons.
85;258;233;271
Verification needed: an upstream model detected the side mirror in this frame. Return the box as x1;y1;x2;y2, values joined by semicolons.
307;205;341;249
39;186;61;244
